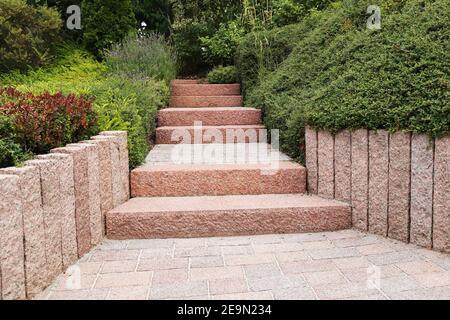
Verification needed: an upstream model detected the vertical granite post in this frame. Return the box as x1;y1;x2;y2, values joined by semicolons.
305;127;318;194
351;129;369;231
368;130;389;236
432;136;450;253
410;134;434;248
100;131;130;203
388;132;411;242
0;167;47;298
81;138;113;236
92;135;122;207
38;154;78;267
317;131;335;199
25;159;63;281
0;175;26;300
67;143;102;246
334;130;352;202
51;146;92;257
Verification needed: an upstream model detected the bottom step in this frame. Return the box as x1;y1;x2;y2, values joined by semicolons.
106;194;351;239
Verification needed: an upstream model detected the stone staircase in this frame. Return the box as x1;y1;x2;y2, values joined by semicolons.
106;80;351;239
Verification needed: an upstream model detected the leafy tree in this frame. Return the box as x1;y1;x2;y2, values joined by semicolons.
82;0;136;57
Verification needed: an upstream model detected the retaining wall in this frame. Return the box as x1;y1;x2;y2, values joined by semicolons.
305;127;449;253
0;131;129;300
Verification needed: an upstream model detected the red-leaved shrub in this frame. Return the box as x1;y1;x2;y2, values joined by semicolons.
0;87;97;154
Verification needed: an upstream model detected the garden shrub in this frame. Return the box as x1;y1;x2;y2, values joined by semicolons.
0;0;62;72
82;0;136;57
91;77;169;168
239;0;449;162
207;66;238;84
105;33;177;83
0;87;96;156
200;21;245;66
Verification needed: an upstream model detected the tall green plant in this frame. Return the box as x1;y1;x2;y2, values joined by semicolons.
105;33;177;83
82;0;136;57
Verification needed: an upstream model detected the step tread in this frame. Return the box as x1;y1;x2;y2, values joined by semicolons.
156;124;266;130
110;194;350;214
134;161;303;172
160;107;254;112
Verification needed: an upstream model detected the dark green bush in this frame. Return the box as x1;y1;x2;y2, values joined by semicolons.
0;0;62;72
82;0;136;57
240;0;450;162
105;33;177;83
207;66;238;84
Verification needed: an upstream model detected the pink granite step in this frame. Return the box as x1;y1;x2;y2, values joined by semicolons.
156;125;267;144
171;84;240;96
106;194;351;239
171;79;199;85
169;96;243;108
158;107;262;127
131;162;306;197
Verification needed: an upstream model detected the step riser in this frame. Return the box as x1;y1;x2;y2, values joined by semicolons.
169;96;243;108
171;79;199;85
156;127;266;144
171;84;240;96
158;109;262;127
106;207;351;239
131;167;306;197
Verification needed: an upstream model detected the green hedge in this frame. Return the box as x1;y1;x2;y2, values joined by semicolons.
238;0;450;162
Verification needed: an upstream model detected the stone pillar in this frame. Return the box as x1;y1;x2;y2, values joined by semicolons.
92;135;122;207
351;129;369;231
25;159;64;281
0;175;26;300
334;130;351;202
432;136;450;253
388;132;411;242
100;131;130;202
0;167;46;298
317;131;334;199
305;127;318;194
410;134;434;248
38;154;78;267
81;138;113;236
368;130;389;236
51;146;91;257
66;143;102;246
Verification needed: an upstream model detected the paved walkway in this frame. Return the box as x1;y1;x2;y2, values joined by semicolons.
35;230;450;300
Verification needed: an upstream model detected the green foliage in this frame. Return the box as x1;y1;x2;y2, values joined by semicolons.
131;0;173;35
0;45;107;95
235;23;308;92
239;0;450;162
172;19;214;75
207;66;238;84
92;77;169;168
0;115;32;167
82;0;136;57
1;46;171;169
272;0;305;26
200;21;245;66
105;33;177;83
0;0;62;72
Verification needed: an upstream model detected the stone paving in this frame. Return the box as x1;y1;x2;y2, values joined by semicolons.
35;230;450;300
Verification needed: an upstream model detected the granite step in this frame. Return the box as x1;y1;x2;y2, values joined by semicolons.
106;194;351;239
169;96;243;108
171;84;240;96
131;161;306;197
156;125;267;144
158;107;261;127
